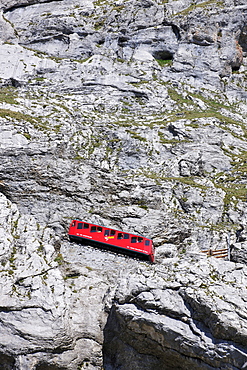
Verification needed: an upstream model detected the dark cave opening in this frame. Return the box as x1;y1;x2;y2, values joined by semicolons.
152;50;173;61
232;65;241;72
0;353;15;370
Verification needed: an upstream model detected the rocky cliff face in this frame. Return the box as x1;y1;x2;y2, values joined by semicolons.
0;0;247;369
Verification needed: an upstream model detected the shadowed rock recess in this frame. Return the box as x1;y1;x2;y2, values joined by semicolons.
0;0;247;369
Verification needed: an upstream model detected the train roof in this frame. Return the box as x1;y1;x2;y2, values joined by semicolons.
71;219;152;240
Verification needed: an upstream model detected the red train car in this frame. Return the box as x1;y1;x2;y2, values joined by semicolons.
68;219;155;263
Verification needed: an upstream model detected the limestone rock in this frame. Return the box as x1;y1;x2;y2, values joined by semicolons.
231;242;247;264
0;0;247;369
104;257;247;369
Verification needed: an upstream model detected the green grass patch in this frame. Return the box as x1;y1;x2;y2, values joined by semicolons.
168;88;195;107
168;176;208;190
54;253;64;265
0;108;51;131
0;87;18;104
213;149;247;209
127;130;147;142
156;59;173;67
222;185;246;209
190;91;230;110
113;5;125;11
175;0;224;16
167;109;244;134
0;108;36;123
94;19;105;30
136;169;209;189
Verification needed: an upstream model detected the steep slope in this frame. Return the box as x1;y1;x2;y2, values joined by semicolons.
0;0;247;369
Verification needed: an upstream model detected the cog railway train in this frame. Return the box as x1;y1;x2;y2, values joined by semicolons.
68;219;155;263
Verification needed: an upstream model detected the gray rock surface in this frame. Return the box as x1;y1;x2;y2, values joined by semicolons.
104;256;247;369
0;0;247;368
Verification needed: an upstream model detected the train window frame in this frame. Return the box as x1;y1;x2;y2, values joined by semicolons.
131;236;137;243
117;233;123;239
110;230;115;236
77;223;83;229
97;226;102;233
124;233;129;239
104;230;110;236
91;226;97;232
83;223;89;229
145;240;150;246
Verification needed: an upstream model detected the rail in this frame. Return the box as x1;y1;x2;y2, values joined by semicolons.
201;248;228;259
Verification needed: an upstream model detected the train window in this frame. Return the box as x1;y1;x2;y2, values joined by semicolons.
83;223;89;229
131;237;137;243
97;227;102;232
91;226;97;232
117;233;123;239
138;237;143;243
145;240;150;246
77;223;83;229
71;221;76;227
124;233;129;239
104;229;115;236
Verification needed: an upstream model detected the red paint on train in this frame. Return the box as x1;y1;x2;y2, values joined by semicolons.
68;219;155;263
